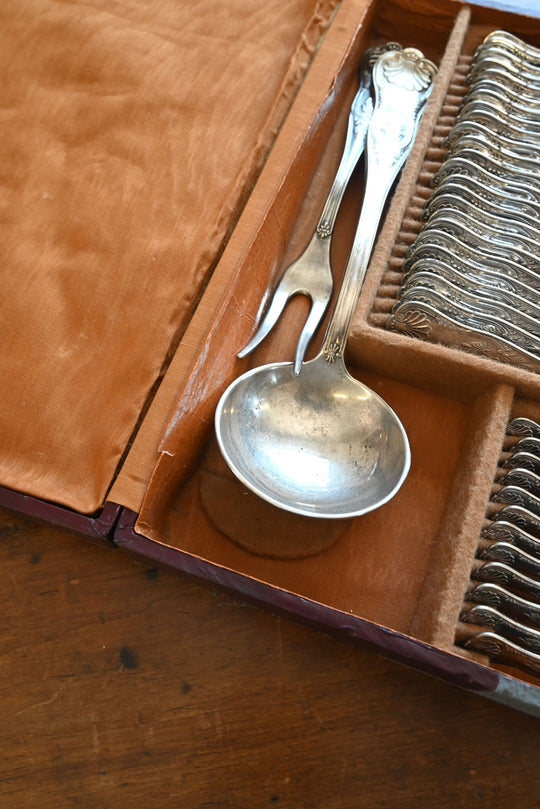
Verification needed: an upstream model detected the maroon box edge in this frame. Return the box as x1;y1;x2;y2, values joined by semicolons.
0;484;121;545
114;507;500;696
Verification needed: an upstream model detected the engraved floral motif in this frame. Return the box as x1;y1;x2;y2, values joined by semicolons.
492;489;528;508
367;49;436;169
470;608;497;631
317;221;332;239
387;308;430;339
505;471;534;488
369;109;411;153
502;453;539;472
496;510;531;531
323;337;343;363
467;634;503;659
380;49;436;92
479;545;515;566
482;524;514;542
469;585;503;609
351;95;373;135
460;340;502;362
475;563;511;587
508;422;535;438
462;340;537;374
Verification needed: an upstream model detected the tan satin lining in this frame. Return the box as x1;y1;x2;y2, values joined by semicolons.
0;0;338;513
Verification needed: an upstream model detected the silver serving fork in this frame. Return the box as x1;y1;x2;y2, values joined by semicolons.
238;43;400;375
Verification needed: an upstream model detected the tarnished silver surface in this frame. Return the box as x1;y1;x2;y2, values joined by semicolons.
464;631;540;677
238;43;399;374
387;292;540;372
483;519;540;558
456;97;540;138
502;451;540;474
464;505;540;674
468;64;540;101
420;210;540;272
215;48;437;518
432;154;540;205
473;560;540;601
387;300;540;373
469;49;540;88
500;467;540;498
439;139;540;185
507;417;540;439
446;133;540;179
446;118;540;160
468;49;540;91
493;503;540;534
424;179;540;237
457;92;540;129
461;604;540;653
467;582;540;628
414;214;540;277
479;541;540;577
404;231;540;297
492;485;540;518
507;436;540;458
398;274;540;342
425;173;540;229
401;257;540;318
473;30;540;66
465;76;540;117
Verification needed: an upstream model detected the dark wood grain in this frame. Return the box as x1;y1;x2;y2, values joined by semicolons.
1;506;539;808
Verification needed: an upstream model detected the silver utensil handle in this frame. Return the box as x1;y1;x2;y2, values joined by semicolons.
315;43;400;239
473;560;540;601
464;631;540;678
507;416;540;439
479;540;540;578
461;603;540;654
467;582;540;628
320;48;437;363
315;87;373;239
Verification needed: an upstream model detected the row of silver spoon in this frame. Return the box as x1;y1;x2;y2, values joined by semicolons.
388;30;540;374
460;417;540;676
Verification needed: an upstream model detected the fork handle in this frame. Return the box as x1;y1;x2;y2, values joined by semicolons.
315;87;373;239
316;43;402;239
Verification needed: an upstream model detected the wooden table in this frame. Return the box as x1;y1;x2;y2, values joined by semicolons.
1;505;539;808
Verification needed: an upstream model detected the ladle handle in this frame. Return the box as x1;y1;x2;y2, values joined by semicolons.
320;48;437;364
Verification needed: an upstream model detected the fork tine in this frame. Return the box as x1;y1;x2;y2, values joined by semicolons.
238;43;397;368
293;295;331;375
237;278;293;358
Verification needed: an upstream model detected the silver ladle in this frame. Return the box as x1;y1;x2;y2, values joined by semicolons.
215;49;436;518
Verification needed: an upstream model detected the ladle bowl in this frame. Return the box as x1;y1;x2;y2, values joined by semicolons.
215;355;410;518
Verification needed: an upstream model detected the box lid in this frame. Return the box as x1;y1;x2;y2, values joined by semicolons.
0;0;340;515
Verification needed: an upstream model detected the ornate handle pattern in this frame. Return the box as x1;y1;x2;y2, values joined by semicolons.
320;48;437;363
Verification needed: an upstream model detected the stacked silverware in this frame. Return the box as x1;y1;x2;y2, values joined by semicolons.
387;30;540;374
460;416;540;676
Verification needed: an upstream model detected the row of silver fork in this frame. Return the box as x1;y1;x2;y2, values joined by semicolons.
460;417;540;676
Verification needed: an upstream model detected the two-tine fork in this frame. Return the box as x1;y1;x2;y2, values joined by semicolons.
238;43;400;375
